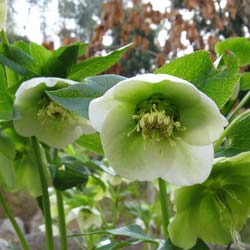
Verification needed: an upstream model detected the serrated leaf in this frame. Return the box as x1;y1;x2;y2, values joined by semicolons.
76;133;104;155
240;72;250;91
46;74;126;118
217;113;250;157
68;44;131;80
155;51;239;108
215;37;250;67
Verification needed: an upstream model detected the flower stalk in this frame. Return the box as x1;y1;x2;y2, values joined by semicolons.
0;191;29;250
227;90;250;122
158;178;169;238
31;136;54;250
56;189;68;250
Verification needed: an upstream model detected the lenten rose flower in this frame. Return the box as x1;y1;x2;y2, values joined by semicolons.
89;74;228;186
0;0;7;31
14;77;94;148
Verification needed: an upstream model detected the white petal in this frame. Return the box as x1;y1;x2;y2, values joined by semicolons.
161;141;214;186
89;95;121;132
15;77;77;102
179;91;228;145
35;117;95;149
89;73;199;132
100;103;176;181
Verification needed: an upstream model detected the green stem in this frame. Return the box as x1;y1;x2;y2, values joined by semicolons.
53;149;68;250
31;137;54;250
56;190;68;250
158;178;169;239
227;91;250;122
0;191;29;250
214;110;250;152
0;29;9;44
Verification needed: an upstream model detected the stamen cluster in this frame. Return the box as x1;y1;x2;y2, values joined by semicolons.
129;96;185;142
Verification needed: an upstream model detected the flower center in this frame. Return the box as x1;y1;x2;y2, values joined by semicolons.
37;97;69;126
128;96;185;142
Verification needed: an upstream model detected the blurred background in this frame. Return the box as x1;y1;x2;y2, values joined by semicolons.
6;0;250;77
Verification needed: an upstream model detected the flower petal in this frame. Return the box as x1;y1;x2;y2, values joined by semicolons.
178;91;228;145
89;95;121;132
161;141;214;186
14;77;94;148
36;117;94;148
89;73;202;132
100;103;176;181
113;74;201;107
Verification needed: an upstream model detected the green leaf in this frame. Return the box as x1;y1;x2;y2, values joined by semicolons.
13;40;30;55
70;224;157;243
46;74;126;118
155;51;239;108
0;131;15;159
68;44;131;80
215;37;250;67
37;42;86;77
0;131;16;190
0;64;7;89
0;89;13;121
217;113;250;156
76;133;104;155
51;160;90;191
29;42;52;73
240;72;250;91
96;240;143;250
0;43;40;75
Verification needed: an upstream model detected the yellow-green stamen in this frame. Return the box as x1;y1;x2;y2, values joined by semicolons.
128;96;186;142
37;100;69;126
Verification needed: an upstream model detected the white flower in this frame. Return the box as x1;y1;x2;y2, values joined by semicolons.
14;77;94;148
89;74;227;186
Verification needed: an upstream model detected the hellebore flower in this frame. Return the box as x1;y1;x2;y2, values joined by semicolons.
14;77;94;148
168;152;250;248
89;74;227;186
0;0;7;31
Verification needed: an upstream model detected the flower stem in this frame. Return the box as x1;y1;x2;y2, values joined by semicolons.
0;191;29;250
227;91;250;122
214;110;250;152
158;178;169;239
31;137;54;250
53;149;68;250
56;190;68;250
